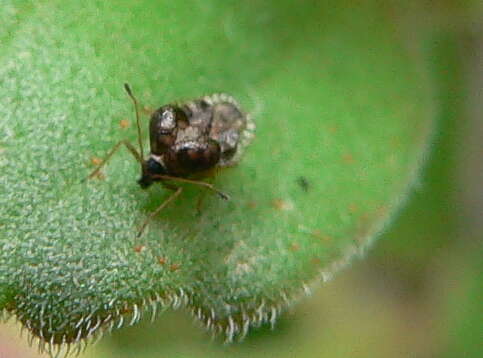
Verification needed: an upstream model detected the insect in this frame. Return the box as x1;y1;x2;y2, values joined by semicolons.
87;84;254;237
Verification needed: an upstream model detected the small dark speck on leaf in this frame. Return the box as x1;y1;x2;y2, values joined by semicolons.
297;176;310;192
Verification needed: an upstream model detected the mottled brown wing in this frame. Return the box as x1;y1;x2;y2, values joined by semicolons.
208;98;251;167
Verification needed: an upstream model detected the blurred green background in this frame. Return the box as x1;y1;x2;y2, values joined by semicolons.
1;1;481;358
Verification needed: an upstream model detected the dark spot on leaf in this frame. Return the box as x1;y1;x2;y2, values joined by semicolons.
296;176;310;192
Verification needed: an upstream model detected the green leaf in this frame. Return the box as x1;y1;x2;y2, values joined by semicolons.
0;0;433;354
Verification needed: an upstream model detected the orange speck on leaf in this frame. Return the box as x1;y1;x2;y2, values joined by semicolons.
311;257;322;265
311;229;332;241
169;263;181;272
272;199;294;211
289;243;300;252
119;119;130;129
342;153;355;164
120;306;132;314
348;203;359;213
246;201;257;209
91;157;102;166
133;245;146;253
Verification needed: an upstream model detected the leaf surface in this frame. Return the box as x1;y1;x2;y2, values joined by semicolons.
0;0;434;352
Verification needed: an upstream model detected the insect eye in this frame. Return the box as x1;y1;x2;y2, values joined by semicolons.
199;99;210;109
146;157;166;175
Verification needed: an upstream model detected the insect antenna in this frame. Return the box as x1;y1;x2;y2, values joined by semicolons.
124;83;145;164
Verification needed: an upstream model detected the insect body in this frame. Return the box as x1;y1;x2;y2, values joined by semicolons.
88;84;254;237
140;93;252;188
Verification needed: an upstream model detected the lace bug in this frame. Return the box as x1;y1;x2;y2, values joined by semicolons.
87;84;254;237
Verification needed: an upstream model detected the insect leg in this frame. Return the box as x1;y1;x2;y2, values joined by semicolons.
85;140;142;181
137;186;183;238
150;175;230;200
195;176;215;216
